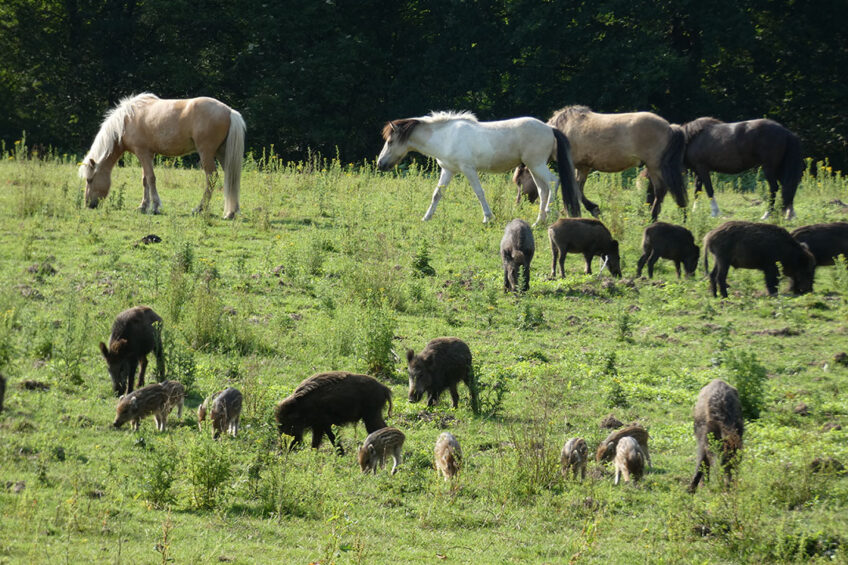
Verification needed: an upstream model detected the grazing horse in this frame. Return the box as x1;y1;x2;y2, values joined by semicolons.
377;111;580;225
513;105;687;221
680;117;803;219
78;93;246;218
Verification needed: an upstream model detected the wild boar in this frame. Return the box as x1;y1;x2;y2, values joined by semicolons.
548;218;622;278
500;219;536;292
275;371;392;454
560;437;588;480
703;221;816;297
99;306;164;396
596;425;651;468
434;432;462;481
112;382;171;431
613;436;646;485
210;387;243;439
407;337;478;414
512;165;540;204
358;427;406;475
790;222;848;267
636;222;699;278
160;380;185;422
689;379;744;493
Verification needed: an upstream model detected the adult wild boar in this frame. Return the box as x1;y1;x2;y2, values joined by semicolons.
275;372;392;454
636;222;699;278
703;221;815;297
407;337;479;414
500;219;535;292
99;306;164;396
548;218;621;277
790;222;848;267
689;379;744;493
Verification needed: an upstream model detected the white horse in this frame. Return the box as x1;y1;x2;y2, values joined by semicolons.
377;111;580;225
79;93;246;218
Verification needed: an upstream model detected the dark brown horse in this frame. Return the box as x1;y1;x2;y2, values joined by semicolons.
680;118;804;219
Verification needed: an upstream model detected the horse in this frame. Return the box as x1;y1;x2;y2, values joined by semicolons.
376;111;580;225
513;105;687;222
680;117;804;219
78;93;246;218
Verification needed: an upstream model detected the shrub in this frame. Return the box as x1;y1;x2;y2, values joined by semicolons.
355;302;397;380
724;350;768;420
184;435;232;510
137;441;178;507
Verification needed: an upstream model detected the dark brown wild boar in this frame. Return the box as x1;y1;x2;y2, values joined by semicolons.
275;372;392;454
689;379;743;493
548;218;622;277
512;165;539;204
703;221;815;297
99;306;164;396
407;337;478;414
790;222;848;267
500;219;535;292
636;222;699;278
112;382;170;431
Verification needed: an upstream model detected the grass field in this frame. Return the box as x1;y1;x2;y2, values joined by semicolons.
0;143;847;564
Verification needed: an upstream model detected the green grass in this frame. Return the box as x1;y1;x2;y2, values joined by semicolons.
0;148;847;564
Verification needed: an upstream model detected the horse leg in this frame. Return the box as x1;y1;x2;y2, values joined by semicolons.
194;152;218;215
526;165;552;225
463;169;494;223
646;170;666;221
138;152;159;213
575;169;600;217
423;168;453;221
762;171;780;220
699;172;720;217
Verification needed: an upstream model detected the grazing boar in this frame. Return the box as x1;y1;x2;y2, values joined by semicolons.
113;382;171;431
160;380;185;422
434;432;462;481
613;436;646;485
210;387;243;439
790;222;848;267
703;221;816;297
548;218;622;278
275;371;392;454
500;219;536;292
512;165;539;204
596;425;651;468
636;222;699;278
689;379;744;493
560;437;588;480
99;306;164;396
358;427;406;475
407;337;479;414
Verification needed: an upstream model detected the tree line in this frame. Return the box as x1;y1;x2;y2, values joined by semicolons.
1;0;845;170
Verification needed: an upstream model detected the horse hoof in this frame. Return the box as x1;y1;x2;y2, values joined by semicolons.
223;212;235;220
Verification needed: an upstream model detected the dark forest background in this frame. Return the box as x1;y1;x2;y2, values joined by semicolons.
1;0;846;170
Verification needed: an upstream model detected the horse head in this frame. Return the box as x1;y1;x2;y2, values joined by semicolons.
79;158;111;208
377;119;419;170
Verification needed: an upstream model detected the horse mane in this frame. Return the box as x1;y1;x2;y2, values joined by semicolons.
420;110;478;123
381;119;419;142
680;117;723;143
548;105;593;128
78;93;160;178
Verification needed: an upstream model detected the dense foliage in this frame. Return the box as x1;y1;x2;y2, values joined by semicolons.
1;0;846;169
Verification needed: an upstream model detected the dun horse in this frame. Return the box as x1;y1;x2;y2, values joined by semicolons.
79;93;246;218
681;117;803;219
377;111;580;225
513;105;687;221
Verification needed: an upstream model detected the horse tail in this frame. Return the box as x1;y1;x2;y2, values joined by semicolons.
552;128;581;217
778;131;804;209
661;125;687;209
222;109;246;218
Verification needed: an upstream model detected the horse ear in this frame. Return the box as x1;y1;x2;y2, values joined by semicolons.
406;349;415;364
87;158;96;169
390;122;399;133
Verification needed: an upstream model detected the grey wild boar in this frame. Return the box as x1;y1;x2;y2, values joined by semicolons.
358;427;406;475
703;221;815;297
407;337;479;414
791;222;848;268
596;425;651;468
112;382;172;431
560;437;588;480
548;218;622;277
211;387;243;439
636;222;699;278
614;436;646;485
434;432;462;481
275;371;392;454
160;380;185;422
99;306;164;396
500;219;536;292
689;379;744;493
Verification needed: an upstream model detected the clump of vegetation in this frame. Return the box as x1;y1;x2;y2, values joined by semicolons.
411;241;436;277
184;435;232;510
724;350;768;419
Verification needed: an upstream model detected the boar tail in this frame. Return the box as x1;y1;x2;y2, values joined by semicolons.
386;389;393;419
703;243;710;276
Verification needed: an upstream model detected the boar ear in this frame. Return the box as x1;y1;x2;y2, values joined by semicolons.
111;339;128;355
406;349;415;363
130;396;138;406
99;341;110;359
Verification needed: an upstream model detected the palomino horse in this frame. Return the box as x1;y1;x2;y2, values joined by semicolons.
79;93;246;218
377;111;580;225
513;105;687;221
680;117;803;219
